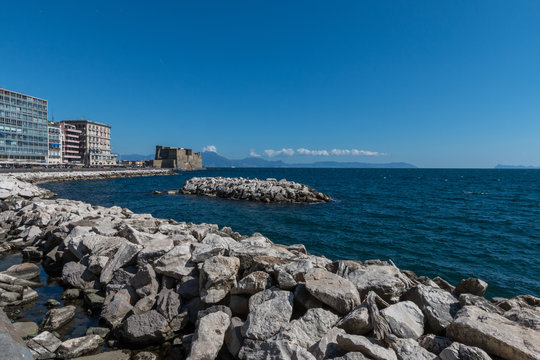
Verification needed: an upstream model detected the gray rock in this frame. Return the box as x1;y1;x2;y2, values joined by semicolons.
190;234;231;263
294;284;325;310
418;334;453;355
62;261;97;289
336;334;397;360
153;243;193;279
381;300;425;339
155;288;182;321
454;278;488;297
504;307;540;330
439;342;493;360
27;331;62;359
390;338;438;360
308;327;346;360
336;303;372;335
244;340;317;360
133;296;156;315
199;255;240;304
121;310;169;345
187;310;230;360
231;271;272;295
447;305;540;360
61;288;81;300
84;292;105;310
130;264;159;298
132;352;158;360
40;305;76;331
277;269;297;290
46;299;61;308
12;321;38;339
100;291;134;328
225;317;244;358
56;334;104;358
347;264;409;303
433;276;455;293
87;255;109;275
86;327;110;339
229;245;296;270
70;350;131;360
100;242;142;284
277;308;339;349
305;268;361;315
2;263;40;280
404;284;460;333
459;293;504;315
242;288;294;340
329;353;370;360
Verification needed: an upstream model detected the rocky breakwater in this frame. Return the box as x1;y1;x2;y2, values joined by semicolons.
180;177;332;203
0;178;538;359
11;169;174;184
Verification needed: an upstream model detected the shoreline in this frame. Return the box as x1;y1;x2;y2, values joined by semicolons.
0;172;538;359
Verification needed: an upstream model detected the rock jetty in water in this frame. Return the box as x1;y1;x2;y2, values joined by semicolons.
0;173;539;359
180;177;332;203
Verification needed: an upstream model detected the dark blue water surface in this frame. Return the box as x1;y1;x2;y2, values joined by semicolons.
42;169;540;299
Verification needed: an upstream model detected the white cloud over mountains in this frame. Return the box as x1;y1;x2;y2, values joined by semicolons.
202;145;217;152
262;148;384;157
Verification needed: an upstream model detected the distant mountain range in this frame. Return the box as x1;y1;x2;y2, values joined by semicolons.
201;151;416;168
494;164;540;169
118;151;416;168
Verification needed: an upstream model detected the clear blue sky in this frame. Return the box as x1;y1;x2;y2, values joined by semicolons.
1;1;539;167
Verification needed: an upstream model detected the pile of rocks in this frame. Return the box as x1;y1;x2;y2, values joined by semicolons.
10;169;173;184
0;177;539;360
180;177;331;203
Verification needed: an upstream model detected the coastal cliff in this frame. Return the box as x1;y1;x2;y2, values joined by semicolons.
0;171;538;360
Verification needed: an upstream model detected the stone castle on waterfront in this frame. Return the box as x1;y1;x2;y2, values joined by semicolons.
149;145;203;170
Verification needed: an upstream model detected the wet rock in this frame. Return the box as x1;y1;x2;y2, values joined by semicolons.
187;310;231;360
57;334;104;358
12;321;39;339
381;300;425;339
336;334;397;360
61;289;81;300
336;303;372;335
27;331;62;359
454;278;488;297
390;338;438;360
121;310;169;345
86;327;110;339
46;299;61;308
71;349;131;360
199;255;240;304
305;268;361;314
439;342;493;360
404;284;460;333
447;305;540;360
277;307;339;349
2;263;40;280
242;288;294;340
231;271;272;295
40;305;76;331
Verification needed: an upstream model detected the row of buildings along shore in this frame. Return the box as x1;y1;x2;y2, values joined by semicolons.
0;88;117;166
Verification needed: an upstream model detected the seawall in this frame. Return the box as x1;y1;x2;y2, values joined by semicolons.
0;174;538;359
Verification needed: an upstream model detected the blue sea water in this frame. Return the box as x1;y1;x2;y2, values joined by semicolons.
42;168;540;299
